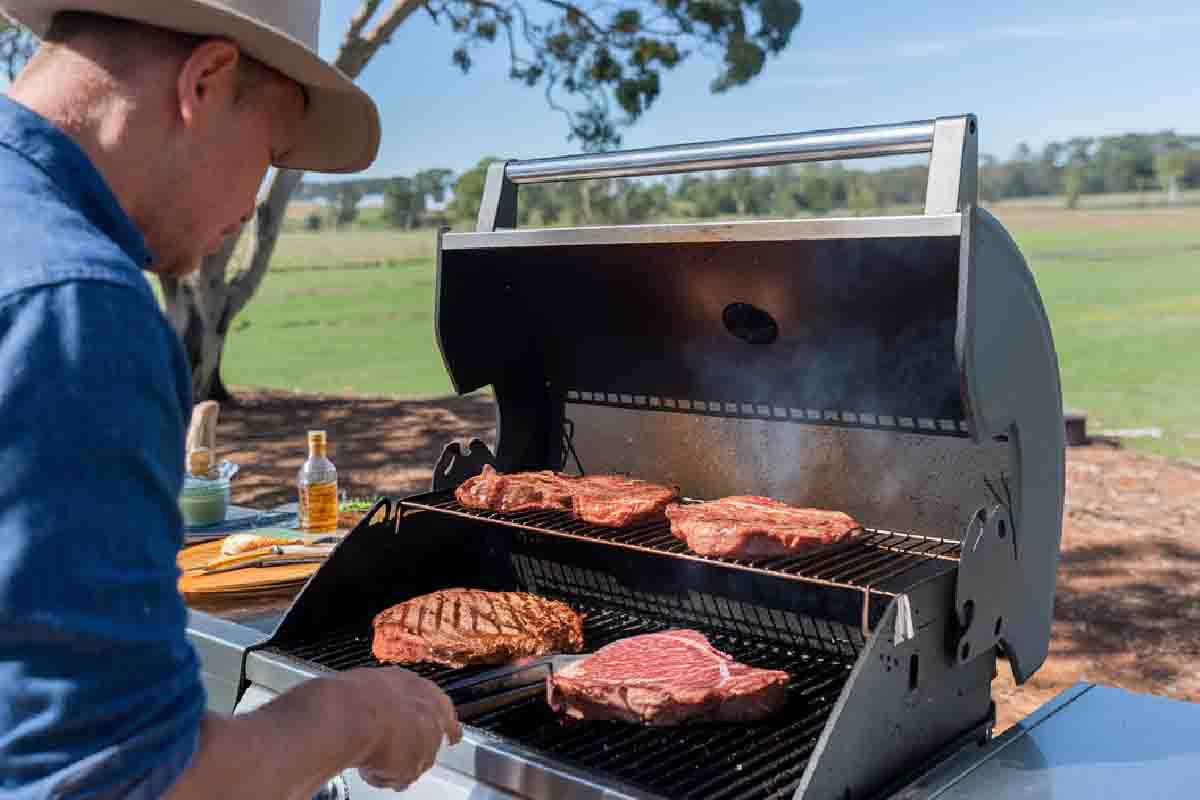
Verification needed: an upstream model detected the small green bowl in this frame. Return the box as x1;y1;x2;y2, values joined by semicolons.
180;474;231;527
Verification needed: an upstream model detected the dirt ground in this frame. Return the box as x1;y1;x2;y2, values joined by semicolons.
220;389;1200;731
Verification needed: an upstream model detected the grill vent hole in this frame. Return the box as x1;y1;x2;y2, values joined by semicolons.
723;303;779;345
998;520;1007;539
908;653;920;692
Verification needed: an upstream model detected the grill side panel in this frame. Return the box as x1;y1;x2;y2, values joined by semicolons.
798;579;994;800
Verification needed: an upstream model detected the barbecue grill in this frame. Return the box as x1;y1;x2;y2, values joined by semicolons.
191;115;1065;800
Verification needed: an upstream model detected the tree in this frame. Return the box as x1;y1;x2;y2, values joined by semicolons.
1062;166;1084;209
846;176;878;215
382;169;451;228
799;165;832;214
333;183;366;227
0;20;34;81
161;0;804;401
1155;149;1188;205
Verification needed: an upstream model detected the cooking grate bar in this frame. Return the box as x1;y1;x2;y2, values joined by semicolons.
685;704;834;800
403;492;960;596
639;673;844;789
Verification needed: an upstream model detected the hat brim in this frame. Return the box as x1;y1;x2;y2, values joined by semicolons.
2;0;381;173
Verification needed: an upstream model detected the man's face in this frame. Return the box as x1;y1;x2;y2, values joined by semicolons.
146;54;305;275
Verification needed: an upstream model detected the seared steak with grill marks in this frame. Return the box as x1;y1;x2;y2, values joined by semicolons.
372;589;584;668
547;630;789;726
667;496;860;559
454;466;678;528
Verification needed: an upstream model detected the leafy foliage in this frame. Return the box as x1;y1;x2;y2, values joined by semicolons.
424;0;803;149
0;20;35;81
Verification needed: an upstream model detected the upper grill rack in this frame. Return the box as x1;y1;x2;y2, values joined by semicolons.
401;490;961;598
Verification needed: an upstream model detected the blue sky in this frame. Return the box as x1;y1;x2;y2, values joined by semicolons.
328;0;1197;178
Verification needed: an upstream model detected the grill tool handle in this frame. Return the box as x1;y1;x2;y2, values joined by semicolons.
478;115;977;230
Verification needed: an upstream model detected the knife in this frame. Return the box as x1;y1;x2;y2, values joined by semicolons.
201;556;330;575
203;544;335;573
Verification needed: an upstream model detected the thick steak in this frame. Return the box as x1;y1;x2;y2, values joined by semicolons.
666;496;860;559
455;465;574;514
570;474;679;527
455;466;678;528
547;630;789;726
372;589;584;668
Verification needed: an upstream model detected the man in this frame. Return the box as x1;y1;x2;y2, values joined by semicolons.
0;2;460;798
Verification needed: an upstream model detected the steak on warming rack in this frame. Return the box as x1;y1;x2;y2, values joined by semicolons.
372;589;584;668
568;474;678;527
666;496;860;559
455;465;678;528
454;465;575;514
547;629;790;726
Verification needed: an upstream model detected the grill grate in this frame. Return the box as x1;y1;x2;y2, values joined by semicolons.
402;490;960;596
271;600;854;799
465;615;852;800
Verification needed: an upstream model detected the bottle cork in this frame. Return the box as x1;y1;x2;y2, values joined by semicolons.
188;447;214;478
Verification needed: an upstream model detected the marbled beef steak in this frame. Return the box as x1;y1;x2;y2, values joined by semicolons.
455;465;678;528
547;630;790;726
666;496;860;559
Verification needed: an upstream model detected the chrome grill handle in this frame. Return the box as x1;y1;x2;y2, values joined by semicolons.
476;115;978;231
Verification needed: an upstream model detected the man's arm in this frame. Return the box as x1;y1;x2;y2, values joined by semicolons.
167;669;462;799
0;280;456;798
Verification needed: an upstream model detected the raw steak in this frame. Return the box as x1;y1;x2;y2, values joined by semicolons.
547;630;789;726
454;465;678;528
666;496;860;559
372;589;584;668
570;474;679;528
455;465;575;514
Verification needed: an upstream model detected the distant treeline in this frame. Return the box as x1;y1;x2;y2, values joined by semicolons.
298;130;1200;230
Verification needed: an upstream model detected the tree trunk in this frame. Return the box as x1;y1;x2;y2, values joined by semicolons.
161;168;304;401
579;182;592;224
160;0;426;402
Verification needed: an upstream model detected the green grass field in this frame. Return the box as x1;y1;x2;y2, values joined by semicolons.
222;205;1200;460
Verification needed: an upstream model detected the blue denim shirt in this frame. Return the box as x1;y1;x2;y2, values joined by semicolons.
0;94;204;797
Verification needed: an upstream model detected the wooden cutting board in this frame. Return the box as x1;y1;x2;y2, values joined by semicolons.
178;540;321;600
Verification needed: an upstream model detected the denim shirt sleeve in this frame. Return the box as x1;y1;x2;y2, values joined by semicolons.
0;280;205;798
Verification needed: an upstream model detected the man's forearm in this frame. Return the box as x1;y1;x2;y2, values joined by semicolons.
165;677;373;800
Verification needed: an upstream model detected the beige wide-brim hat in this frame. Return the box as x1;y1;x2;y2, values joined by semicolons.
1;0;380;173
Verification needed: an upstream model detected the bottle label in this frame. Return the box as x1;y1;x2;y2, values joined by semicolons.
300;482;339;533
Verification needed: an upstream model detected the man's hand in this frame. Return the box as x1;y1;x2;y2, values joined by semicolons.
166;666;461;799
336;667;463;791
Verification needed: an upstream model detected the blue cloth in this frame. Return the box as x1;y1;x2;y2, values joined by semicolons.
0;94;203;797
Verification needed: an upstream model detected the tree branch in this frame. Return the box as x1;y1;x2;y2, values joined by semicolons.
345;0;386;43
534;0;606;35
337;0;428;77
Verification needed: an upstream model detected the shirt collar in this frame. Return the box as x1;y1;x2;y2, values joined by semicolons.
0;93;153;269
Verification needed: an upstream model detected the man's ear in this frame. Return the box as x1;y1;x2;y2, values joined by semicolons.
177;39;241;127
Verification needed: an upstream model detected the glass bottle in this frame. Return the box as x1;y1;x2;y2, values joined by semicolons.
298;430;338;533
